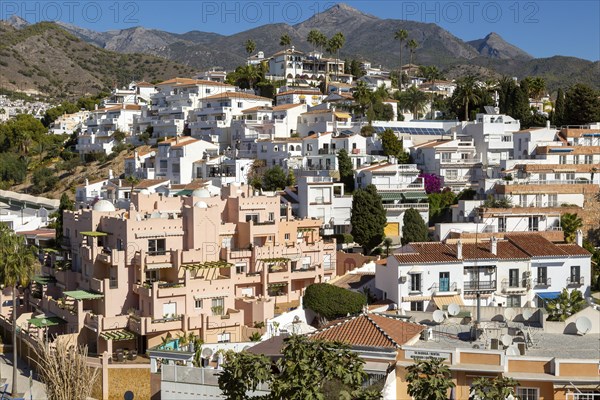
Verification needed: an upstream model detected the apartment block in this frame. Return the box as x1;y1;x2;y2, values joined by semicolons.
29;184;336;355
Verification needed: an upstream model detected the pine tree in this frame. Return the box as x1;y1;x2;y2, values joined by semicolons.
553;88;565;127
351;185;387;254
337;149;354;193
401;208;429;245
564;84;600;126
56;193;74;242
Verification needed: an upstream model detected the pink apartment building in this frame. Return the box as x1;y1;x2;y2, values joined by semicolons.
28;183;336;355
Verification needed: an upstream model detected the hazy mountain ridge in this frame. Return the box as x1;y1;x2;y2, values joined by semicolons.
2;3;598;93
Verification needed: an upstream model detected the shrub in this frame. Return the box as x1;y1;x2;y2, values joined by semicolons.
303;283;366;321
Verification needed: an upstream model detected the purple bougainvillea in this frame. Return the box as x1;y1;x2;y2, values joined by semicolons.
419;173;442;194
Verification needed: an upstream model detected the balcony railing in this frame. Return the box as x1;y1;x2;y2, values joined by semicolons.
566;276;584;286
533;277;551;287
463;280;496;292
501;279;529;293
430;282;458;294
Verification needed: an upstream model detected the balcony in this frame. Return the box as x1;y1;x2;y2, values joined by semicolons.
430;282;459;294
533;277;551;287
463;280;496;293
566;276;584;287
501;279;529;294
157;282;187;298
383;203;429;212
90;278;105;293
133;283;152;298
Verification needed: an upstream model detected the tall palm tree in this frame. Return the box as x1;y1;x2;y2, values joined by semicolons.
394;29;408;91
397;86;428;120
419;65;443;119
0;224;38;395
407;39;418;68
279;33;291;48
244;39;256;59
455;75;481;121
307;30;322;79
326;32;345;83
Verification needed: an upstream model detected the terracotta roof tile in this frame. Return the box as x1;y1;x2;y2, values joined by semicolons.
555;243;591;256
309;313;424;349
276;90;323;96
503;233;568;257
135;179;169;189
202;92;272;101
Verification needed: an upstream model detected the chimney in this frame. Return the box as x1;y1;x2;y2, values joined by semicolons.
85;178;89;186
546;120;551;129
457;240;463;260
108;169;114;179
576;229;583;247
490;236;497;255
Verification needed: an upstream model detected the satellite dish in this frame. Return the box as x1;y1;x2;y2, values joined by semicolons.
242;345;251;351
575;316;592;335
501;334;513;347
506;345;520;356
448;303;461;316
201;347;213;358
522;309;533;320
503;308;516;321
433;310;445;323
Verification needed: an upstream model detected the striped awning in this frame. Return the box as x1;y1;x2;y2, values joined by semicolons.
432;294;464;310
100;329;135;341
146;263;173;270
402;295;431;302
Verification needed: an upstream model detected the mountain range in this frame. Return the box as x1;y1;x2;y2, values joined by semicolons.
2;4;599;98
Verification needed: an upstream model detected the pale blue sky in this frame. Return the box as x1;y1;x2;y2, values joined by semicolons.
3;1;599;60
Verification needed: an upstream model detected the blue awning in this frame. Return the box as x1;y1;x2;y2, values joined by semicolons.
536;292;560;301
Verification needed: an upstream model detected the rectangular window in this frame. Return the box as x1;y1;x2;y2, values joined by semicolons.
515;387;539;400
566;173;575;181
172;163;180;173
548;194;558;207
498;217;506;233
538;173;546;182
117;238;124;251
528;216;539;231
410;301;423;311
584;155;593;164
148;239;166;255
211;297;224;315
410;274;422;292
559;155;566;164
441;152;451;162
439;272;450;292
554;173;561;181
445;170;458;181
237;102;243;108
235;263;246;274
509;269;520;287
507;295;521;307
268;212;274;221
159;160;167;170
245;214;258;223
194;298;203;309
217;332;231;343
537;267;548;285
570;266;580;284
284;233;290;240
520;195;528;208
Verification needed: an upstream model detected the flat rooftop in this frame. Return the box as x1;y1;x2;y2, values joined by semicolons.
415;323;600;360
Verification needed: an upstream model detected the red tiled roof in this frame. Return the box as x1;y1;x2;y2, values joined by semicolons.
135;179;169;189
156;77;233;87
276;90;323;96
202;92;272;101
503;233;568;257
555;243;591;256
273;103;304;111
309;313;424;349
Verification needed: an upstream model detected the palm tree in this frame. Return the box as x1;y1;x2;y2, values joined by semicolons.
125;175;140;198
419;65;443;119
406;358;455;400
394;29;408;91
397;86;428;120
383;237;393;257
279;33;291;48
455;75;481;121
0;224;38;395
546;289;586;321
326;32;345;83
244;39;256;59
407;39;418;68
560;212;583;243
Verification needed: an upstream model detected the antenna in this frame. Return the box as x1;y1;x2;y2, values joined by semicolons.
575;316;592;335
202;347;213;358
503;308;516;322
522;309;533;320
447;303;461;316
433;310;445;324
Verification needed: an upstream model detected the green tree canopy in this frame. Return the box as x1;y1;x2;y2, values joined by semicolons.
303;283;366;321
56;193;74;242
218;335;376;400
546;289;586;321
561;213;583;243
553;88;565;126
397;86;428;120
471;376;519;400
337;148;355;193
262;165;288;191
380;129;409;163
402;208;429;245
351;184;387;254
564;83;600;126
244;39;256;57
279;33;291;48
406;358;455;400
